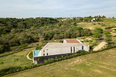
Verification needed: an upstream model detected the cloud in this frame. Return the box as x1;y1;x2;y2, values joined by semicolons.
0;0;116;18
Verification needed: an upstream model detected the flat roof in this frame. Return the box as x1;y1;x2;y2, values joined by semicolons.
65;39;80;43
43;43;83;49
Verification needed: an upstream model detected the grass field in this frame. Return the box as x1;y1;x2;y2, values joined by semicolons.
0;47;35;70
78;18;116;30
78;22;105;30
103;18;116;27
4;48;116;77
0;41;47;70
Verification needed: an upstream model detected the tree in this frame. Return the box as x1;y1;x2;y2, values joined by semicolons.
104;37;112;42
0;17;94;53
17;22;27;29
0;44;10;53
112;17;114;19
79;18;83;21
103;30;111;36
103;30;112;42
81;29;92;36
94;28;103;33
102;15;106;18
72;22;77;26
93;33;102;38
93;28;103;38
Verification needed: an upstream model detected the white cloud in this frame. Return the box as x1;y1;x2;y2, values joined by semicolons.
0;0;116;18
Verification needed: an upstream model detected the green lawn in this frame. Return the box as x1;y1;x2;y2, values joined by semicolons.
103;18;116;27
77;18;116;30
0;41;47;70
78;22;105;30
29;51;33;59
0;47;35;70
4;48;116;77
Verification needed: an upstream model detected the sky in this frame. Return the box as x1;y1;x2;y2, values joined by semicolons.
0;0;116;18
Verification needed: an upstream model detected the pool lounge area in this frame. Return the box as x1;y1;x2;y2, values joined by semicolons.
33;50;40;57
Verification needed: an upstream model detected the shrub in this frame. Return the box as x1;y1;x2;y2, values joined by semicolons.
0;52;14;57
104;37;112;42
36;46;40;50
18;43;28;51
93;28;103;38
29;52;33;59
0;62;4;64
54;57;58;62
48;58;54;63
44;59;48;64
0;44;10;53
58;58;62;61
14;58;19;62
0;67;23;76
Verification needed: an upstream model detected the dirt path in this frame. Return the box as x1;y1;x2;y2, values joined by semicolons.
26;51;33;60
93;41;107;51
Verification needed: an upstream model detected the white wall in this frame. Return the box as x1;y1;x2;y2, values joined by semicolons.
83;45;89;51
63;40;67;43
39;44;89;57
43;47;71;56
40;46;89;56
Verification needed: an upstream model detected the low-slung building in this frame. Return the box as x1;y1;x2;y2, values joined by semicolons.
33;39;89;64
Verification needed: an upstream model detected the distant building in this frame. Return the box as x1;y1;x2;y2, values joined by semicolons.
91;18;98;22
33;39;89;64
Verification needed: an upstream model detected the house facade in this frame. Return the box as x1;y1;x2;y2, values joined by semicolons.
33;39;89;64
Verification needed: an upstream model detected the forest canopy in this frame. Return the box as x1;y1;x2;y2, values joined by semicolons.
0;16;104;53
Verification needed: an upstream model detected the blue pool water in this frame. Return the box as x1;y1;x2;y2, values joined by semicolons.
33;50;40;57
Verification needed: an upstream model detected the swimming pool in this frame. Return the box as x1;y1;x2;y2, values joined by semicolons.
33;50;40;57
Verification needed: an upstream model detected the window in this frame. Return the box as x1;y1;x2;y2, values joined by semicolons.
43;50;45;56
73;47;75;53
70;47;72;53
82;46;84;50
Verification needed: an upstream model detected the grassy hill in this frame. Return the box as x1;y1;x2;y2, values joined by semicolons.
0;17;116;77
4;48;116;77
0;17;116;54
0;48;34;70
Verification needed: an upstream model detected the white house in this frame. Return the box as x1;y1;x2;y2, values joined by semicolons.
33;39;89;64
34;39;89;57
91;18;98;22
